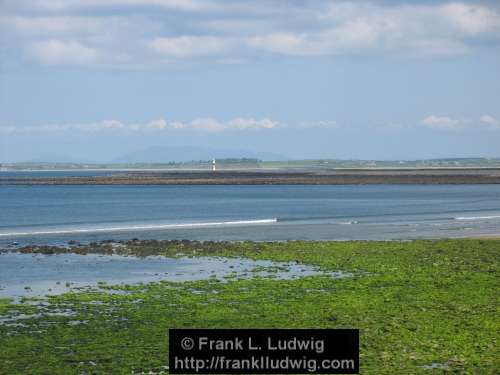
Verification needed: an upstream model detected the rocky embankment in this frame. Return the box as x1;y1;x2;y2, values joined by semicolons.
2;169;500;185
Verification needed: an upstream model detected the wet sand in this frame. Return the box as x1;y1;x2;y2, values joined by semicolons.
2;168;500;185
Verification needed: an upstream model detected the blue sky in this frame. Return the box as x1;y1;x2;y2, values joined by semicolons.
1;0;500;162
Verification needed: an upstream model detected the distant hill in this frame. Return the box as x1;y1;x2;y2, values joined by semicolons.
110;146;287;163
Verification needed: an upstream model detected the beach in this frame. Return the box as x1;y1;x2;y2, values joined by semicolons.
1;239;498;373
1;174;499;374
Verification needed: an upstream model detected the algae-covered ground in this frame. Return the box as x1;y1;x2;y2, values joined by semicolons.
0;239;499;374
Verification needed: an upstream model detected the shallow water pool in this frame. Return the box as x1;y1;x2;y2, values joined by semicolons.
0;252;347;298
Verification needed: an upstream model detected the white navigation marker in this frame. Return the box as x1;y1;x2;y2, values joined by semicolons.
212;158;216;172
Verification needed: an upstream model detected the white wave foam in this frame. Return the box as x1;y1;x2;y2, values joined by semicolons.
454;215;500;221
0;218;278;237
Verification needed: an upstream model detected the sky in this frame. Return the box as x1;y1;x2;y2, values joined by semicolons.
1;0;500;162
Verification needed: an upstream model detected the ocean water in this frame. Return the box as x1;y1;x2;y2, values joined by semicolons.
1;184;500;246
0;253;335;298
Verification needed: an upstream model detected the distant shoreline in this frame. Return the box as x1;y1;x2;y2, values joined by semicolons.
2;168;500;185
2;166;500;172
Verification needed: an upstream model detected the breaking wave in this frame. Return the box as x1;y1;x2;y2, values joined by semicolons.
0;218;278;237
454;215;500;221
338;221;359;225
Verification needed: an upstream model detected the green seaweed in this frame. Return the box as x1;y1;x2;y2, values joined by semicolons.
0;239;499;374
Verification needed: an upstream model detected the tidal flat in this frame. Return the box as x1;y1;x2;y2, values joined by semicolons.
0;239;499;374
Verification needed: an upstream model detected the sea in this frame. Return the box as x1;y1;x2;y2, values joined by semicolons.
1;171;500;246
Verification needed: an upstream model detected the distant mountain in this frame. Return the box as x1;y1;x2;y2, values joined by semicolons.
110;146;288;163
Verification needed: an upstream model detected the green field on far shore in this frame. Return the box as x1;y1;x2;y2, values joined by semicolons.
3;157;500;171
0;239;499;374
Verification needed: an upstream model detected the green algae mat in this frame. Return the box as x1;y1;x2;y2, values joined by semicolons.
0;239;499;374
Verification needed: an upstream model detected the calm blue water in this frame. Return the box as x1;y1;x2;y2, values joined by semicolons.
1;184;500;246
0;253;330;298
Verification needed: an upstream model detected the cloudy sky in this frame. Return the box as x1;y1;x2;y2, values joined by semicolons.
1;0;500;162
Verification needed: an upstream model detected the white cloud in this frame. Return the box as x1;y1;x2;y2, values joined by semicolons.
3;1;500;66
422;116;466;129
148;36;228;57
29;39;98;65
1;15;158;41
11;0;213;12
247;25;387;57
442;3;500;36
422;114;500;130
0;118;279;134
248;33;311;55
248;2;500;58
0;118;344;135
191;118;277;131
480;114;500;128
4;16;103;34
0;120;169;134
198;19;275;34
